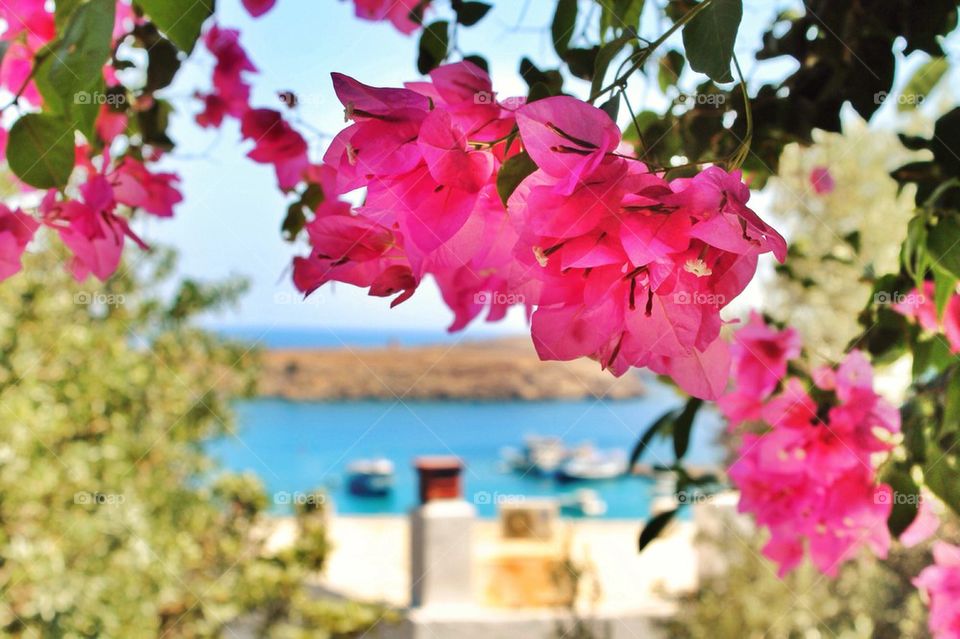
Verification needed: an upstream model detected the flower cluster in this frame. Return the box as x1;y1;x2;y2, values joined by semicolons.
915;542;960;639
298;65;786;398
893;281;960;353
720;314;899;576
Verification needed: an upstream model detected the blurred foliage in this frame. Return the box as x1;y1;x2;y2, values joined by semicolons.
664;515;960;639
0;246;387;637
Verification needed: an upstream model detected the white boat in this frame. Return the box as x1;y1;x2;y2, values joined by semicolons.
559;489;608;517
502;436;568;475
346;458;394;497
556;449;628;482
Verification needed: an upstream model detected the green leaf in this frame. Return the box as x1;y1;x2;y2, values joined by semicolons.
599;93;620;122
925;444;960;516
928;215;960;280
682;0;743;83
943;368;960;437
600;0;645;36
629;408;678;468
136;0;214;53
563;46;600;80
934;269;958;316
282;202;307;242
658;50;685;92
882;466;919;537
589;32;633;99
7;113;76;189
35;0;115;127
454;1;491;26
672;397;703;460
417;21;449;75
496;151;537;206
899;56;948;112
638;508;677;552
551;0;577;57
136;99;175;150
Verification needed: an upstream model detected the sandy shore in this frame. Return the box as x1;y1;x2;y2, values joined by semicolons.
257;338;646;401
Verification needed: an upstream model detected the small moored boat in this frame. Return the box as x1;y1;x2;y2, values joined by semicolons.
346;458;395;497
556;449;628;482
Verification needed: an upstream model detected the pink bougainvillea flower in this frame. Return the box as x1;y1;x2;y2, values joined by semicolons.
0;204;38;281
241;108;310;189
914;542;960;639
352;0;429;34
515;96;621;195
196;25;257;127
41;176;147;282
242;0;277;17
728;311;800;399
112;158;183;217
892;281;960;352
0;0;55;42
809;166;835;195
724;317;898;577
96;105;129;145
900;493;941;548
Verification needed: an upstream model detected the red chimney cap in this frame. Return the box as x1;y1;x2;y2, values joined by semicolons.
414;456;464;503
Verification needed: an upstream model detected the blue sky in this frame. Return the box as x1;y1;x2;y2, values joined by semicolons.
141;0;902;333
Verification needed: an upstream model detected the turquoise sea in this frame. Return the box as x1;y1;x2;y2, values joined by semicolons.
209;328;725;519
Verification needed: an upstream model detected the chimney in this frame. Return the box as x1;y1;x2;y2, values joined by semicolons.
409;456;474;608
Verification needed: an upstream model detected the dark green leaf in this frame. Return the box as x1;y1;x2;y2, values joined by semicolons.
682;0;743;83
629;408;678;468
282;203;307;242
551;0;577;57
943;369;960;437
600;93;620;122
455;1;491;26
925;444;960;516
563;46;599;80
496;151;537;206
7;113;76;189
882;466;919;537
417;21;449;75
464;54;489;73
638;508;677;552
136;0;214;53
658;50;685;92
600;0;645;36
136;99;175;150
673;397;703;460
